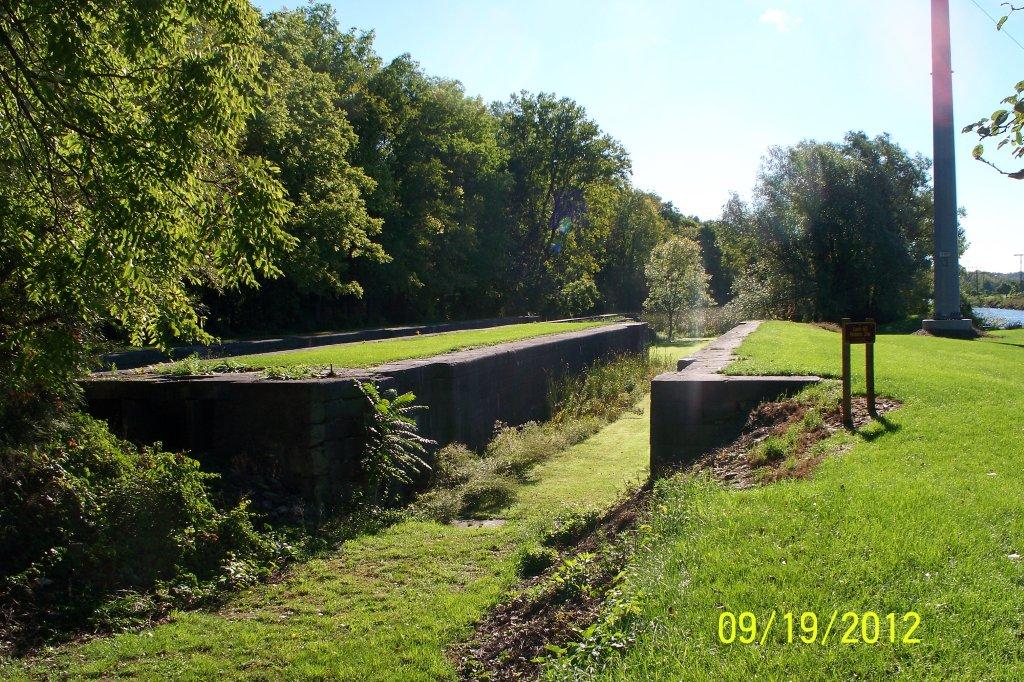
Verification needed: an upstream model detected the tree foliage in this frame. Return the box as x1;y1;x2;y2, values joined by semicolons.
644;236;710;339
964;6;1024;178
0;0;291;410
348;56;510;322
495;92;631;313
595;188;671;312
717;133;934;322
248;6;387;297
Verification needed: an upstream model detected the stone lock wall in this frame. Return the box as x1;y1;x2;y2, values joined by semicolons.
85;322;649;502
648;321;820;476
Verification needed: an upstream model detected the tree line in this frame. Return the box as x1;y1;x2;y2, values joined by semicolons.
1;0;944;431
202;4;704;335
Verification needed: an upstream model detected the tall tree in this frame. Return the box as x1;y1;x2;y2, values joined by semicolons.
348;56;509;322
644;236;711;340
0;0;290;424
696;222;734;305
495;92;630;313
595;187;669;312
719;132;933;322
209;6;387;332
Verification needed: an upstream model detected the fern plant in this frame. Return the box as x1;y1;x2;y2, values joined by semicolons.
358;382;434;505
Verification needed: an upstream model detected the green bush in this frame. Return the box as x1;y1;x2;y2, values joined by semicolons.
0;414;283;641
415;445;517;522
542;509;602;548
749;435;786;466
457;475;518;517
357;382;433;506
550;352;656;422
516;544;559;578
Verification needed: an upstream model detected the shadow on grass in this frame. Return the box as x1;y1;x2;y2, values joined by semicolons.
987;340;1024;349
877;316;924;335
855;414;901;442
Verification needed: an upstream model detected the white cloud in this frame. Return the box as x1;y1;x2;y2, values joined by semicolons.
759;8;802;33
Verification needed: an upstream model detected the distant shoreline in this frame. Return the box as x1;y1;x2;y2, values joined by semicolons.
970;296;1024;312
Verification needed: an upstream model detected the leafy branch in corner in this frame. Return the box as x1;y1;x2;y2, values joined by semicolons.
964;3;1024;178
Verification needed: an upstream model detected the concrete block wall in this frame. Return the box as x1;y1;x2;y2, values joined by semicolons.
649;373;820;475
648;320;820;476
84;322;648;502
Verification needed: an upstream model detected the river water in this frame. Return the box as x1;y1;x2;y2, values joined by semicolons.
974;306;1024;328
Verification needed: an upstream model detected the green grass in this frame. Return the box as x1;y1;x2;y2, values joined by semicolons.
156;321;606;373
555;322;1024;679
3;358;662;680
648;337;711;367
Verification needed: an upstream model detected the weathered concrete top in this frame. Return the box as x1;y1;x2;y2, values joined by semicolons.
654;319;818;386
88;321;648;387
680;320;762;375
100;315;540;370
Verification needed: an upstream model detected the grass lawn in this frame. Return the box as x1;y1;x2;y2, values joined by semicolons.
562;322;1024;679
4;341;707;680
160;320;606;372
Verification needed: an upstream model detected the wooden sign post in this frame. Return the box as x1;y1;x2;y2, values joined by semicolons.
840;318;877;428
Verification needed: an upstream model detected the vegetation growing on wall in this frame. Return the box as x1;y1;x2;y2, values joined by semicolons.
415;351;671;522
0;414;286;648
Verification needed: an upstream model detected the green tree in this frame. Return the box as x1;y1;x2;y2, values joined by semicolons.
644;237;711;340
595;187;670;312
495;92;630;313
718;132;933;322
250;6;387;298
204;5;388;333
348;56;509;321
0;0;290;428
697;222;735;305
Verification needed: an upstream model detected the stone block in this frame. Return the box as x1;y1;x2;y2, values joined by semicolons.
650;372;819;475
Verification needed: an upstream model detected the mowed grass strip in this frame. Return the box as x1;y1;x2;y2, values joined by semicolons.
560;322;1024;679
171;320;605;371
2;342;709;680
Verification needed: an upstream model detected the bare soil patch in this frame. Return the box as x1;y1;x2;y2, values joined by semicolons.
697;394;901;489
453;485;648;681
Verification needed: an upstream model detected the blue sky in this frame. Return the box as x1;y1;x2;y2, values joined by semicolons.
254;0;1022;273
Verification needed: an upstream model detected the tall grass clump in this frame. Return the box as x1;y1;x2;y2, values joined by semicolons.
416;351;665;522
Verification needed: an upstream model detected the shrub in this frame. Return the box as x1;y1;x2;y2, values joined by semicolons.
550;552;597;600
802;408;824;431
430;444;478;488
358;382;434;506
486;421;571;479
0;413;283;642
550;353;653;423
542;509;602;548
415;352;664;523
749;435;787;466
415;447;517;522
457;475;518;517
516;545;559;578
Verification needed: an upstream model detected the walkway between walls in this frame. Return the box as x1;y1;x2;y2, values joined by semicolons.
679;320;762;374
